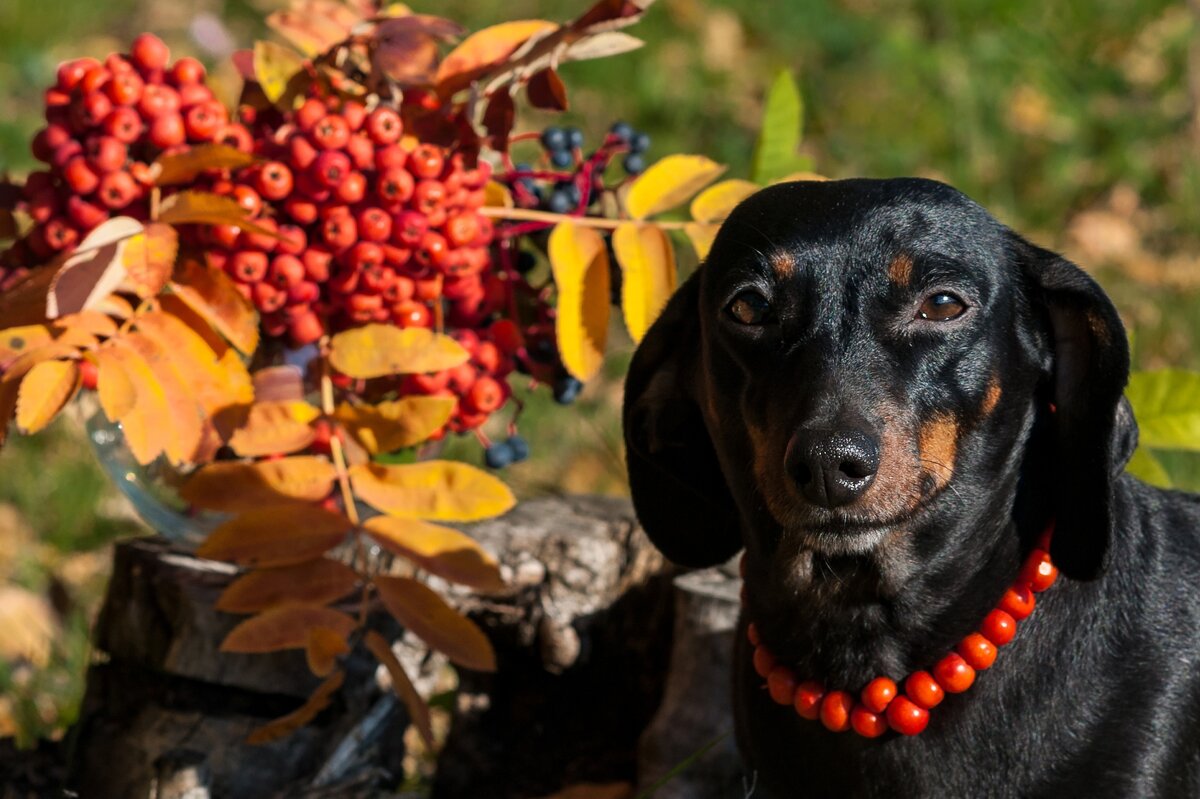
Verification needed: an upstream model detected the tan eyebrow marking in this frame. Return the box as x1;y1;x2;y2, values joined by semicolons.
888;253;913;287
771;251;797;279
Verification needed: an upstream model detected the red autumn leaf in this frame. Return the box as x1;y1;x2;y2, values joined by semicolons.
372;15;465;86
483;90;516;153
570;0;653;35
305;626;350;677
527;68;568;111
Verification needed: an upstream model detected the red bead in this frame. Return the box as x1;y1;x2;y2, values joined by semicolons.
957;633;998;670
860;676;898;714
767;666;797;706
980;609;1017;646
793;680;824;721
752;646;776;679
1020;549;1059;593
820;690;854;732
746;623;760;647
905;671;944;709
932;652;976;694
998;584;1036;620
850;704;889;738
886;695;930;736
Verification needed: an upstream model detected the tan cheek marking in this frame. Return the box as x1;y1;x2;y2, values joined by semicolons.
981;378;1002;417
867;420;923;516
771;251;797;279
888;253;913;287
747;421;791;521
918;412;959;488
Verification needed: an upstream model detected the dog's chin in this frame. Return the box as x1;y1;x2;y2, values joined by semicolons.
790;525;893;556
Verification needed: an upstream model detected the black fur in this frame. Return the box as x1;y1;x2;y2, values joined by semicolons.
623;178;1200;797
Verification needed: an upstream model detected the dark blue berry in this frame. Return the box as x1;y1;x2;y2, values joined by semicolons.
610;121;634;142
623;153;646;175
555;180;581;206
516;250;537;273
514;162;537;193
540;126;568;152
630;132;651;154
554;377;583;404
566;127;584;149
485;440;516;469
550;149;574;169
530;338;557;363
546;189;574;214
508;435;530;463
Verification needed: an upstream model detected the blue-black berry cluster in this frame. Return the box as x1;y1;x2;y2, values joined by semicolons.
485;434;531;469
608;120;651;176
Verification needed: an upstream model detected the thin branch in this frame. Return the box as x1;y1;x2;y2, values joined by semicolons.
478;205;691;230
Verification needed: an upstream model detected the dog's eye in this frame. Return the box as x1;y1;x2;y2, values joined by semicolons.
727;290;772;325
916;292;967;322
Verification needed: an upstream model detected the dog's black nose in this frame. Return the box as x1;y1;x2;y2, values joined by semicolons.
787;429;880;508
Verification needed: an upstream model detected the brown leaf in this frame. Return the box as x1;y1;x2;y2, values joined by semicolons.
374;575;496;671
120;223;178;298
526;68;568;111
246;670;344;745
364;630;434;749
222;604;357;653
362;516;505;592
252;365;306;402
435;20;559;97
46;216;144;319
155;144;258;187
570;0;654;35
349;461;516;522
16;358;79;433
372;15;464;86
267;0;363;56
169;258;259;355
93;293;134;319
157;191;279;240
197;505;352;568
305;626;350;677
182;456;337;512
0;267;55;329
225;400;320;458
216;558;360;614
483;90;516;153
334;396;455;454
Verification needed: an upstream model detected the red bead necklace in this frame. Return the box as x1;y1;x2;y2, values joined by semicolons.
743;523;1059;737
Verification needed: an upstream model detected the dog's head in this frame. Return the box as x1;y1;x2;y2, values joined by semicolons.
624;178;1135;597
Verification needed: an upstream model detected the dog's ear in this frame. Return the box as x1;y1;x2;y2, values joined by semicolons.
1019;238;1135;580
623;271;741;568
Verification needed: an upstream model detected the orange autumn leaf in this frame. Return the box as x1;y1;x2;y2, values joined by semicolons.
93;346;137;421
374;575;496;672
246;670;344;745
15;359;79;434
364;630;434;749
197;505;352;568
548;220;609;381
100;339;174;464
349;461;515;522
435;20;558;97
169;257;259;355
305;626;350;677
121;332;206;465
221;604;357;653
267;0;363;56
612;222;676;343
0;326;54;369
625;155;726;220
53;311;119;339
132;311;252;415
182;456;337;512
1;342;83;383
328;324;468;379
226;400;321;458
333;396;455;454
120;223;178;298
362;516;505;593
157;294;230;357
216;558;359;614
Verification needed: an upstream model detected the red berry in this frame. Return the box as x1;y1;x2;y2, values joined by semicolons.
375;144;407;171
998;584;1036;620
96;170;139;209
409;143;444;179
216;123;253;152
231;185;263;218
334;171;367;204
980;609;1017;646
412;180;447;215
346;241;384;271
345;134;375;170
208;223;242;250
86;135;126;173
138;84;180;118
357;207;392;242
443;212;481;248
377;167;414;204
957;633;998;670
72;91;113;130
365;107;403;144
361;264;396;293
819;690;854;733
103;107;142;143
79;66;111;96
465;376;507;413
130;33;171;72
39;218;79;252
793;681;826;721
904;671;945;709
1018;549;1059;593
252;281;286;313
933;652;976;694
284;197;320;225
184;100;226;141
288;134;319;170
79;359;99;390
415;231;450;269
170;57;206;86
321;214;358;252
311;115;350;150
295;98;326;132
339;100;366;131
312;150;351;190
230;250;269;283
393;300;431;328
850;705;889;738
256;161;294;201
57;58;99;91
288;281;320;304
63;156;100;194
384;275;416;303
148;113;186;148
238;217;279;253
276;224;307;255
288;310;325;345
302;247;334;282
860;676;898;714
32;124;70;162
473;341;504;374
66;196;108;230
414;273;444;302
106;71;144;106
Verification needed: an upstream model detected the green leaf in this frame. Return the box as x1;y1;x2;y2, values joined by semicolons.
752;70;805;184
1125;447;1172;488
1125;369;1200;451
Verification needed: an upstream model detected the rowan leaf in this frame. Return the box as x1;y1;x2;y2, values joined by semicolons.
221;602;357;652
52;311;118;339
198;505;352;568
93;293;134;319
46;216;143;318
157;191;279;240
752;70;805;185
563;31;644;62
333;396;455;453
93;346;137;421
155;144;258;187
183;456;337;512
363;516;505;592
435;20;559;97
350;461;516;522
132;311;252;415
374;575;496;671
246;670;343;746
98;340;170;464
121;332;205;465
483;180;514;208
626;155;726;220
527;68;568;111
306;626;350;677
372;15;464;86
0;267;56;329
120;223;178;298
328;325;468;378
225;400;320;458
364;630;434;749
684;222;720;261
570;0;654;35
169;257;259;355
267;0;362;56
0;342;81;383
613;222;676;343
216;558;359;614
548;220;609;381
254;41;308;105
0;325;54;370
689;179;759;224
16;359;78;433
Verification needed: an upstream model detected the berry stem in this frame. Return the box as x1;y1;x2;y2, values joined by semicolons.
480;206;691;230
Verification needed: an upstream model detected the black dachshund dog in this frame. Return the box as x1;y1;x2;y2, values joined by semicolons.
623;178;1200;797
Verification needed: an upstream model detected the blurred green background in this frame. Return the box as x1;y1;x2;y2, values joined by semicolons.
1;0;1197;744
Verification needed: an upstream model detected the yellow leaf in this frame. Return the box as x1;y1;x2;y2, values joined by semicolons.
267;0;364;56
625;155;726;220
364;630;434;750
255;41;308;105
225;400;320;458
182;456;337;512
328;325;468;378
350;461;515;522
374;575;496;671
216;559;359;614
93;293;134;319
155;144;258;187
613;223;677;343
483;180;514;208
0;325;53;369
362;516;505;592
246;670;343;745
305;626;350;677
16;359;78;433
120;223;178;298
197;505;352;568
169;258;259;355
689;179;759;224
435;20;558;97
122;332;205;465
103;341;170;464
93;346;137;421
157;294;230;357
52;311;118;339
770;171;829;184
333;396;455;453
1;342;81;383
684;222;720;261
548;220;609;381
132;311;252;415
